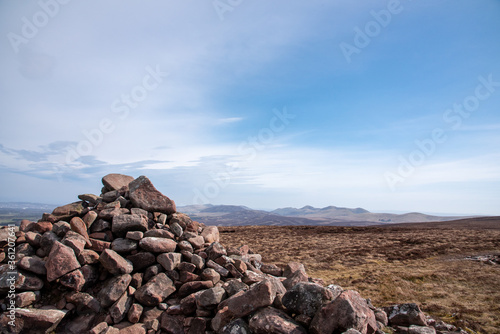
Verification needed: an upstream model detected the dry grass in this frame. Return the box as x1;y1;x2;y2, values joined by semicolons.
219;222;500;333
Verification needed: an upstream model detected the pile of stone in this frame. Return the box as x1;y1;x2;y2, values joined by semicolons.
0;174;466;334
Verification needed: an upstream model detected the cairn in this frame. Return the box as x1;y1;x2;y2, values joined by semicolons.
0;174;465;334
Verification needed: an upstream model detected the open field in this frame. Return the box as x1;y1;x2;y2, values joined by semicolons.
219;217;500;334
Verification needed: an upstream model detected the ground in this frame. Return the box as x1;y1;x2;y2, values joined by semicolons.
219;217;500;334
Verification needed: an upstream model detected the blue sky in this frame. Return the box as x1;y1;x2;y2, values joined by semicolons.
0;0;499;215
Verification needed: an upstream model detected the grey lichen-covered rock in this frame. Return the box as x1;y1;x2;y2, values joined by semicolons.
282;282;334;317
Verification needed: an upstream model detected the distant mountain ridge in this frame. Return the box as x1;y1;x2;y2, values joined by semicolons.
179;204;474;227
0;202;475;227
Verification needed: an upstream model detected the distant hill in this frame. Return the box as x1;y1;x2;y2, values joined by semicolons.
0;201;476;227
180;204;474;226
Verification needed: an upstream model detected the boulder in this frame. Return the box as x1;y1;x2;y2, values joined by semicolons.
212;279;277;331
112;214;148;235
134;273;176;306
97;274;132;308
139;237;177;253
384;303;427;327
13;308;67;334
249;306;307;334
99;249;134;275
45;241;81;282
310;290;377;334
102;173;134;191
129;176;176;214
282;282;334;317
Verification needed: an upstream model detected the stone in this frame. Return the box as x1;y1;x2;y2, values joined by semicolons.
14;308;67;333
70;217;92;247
66;291;101;313
127;252;156;271
31;221;53;234
52;221;71;237
310;290;377;334
206;260;229;277
260;263;283;276
134;273;176;306
282;282;334;317
15;291;39;308
408;326;437;334
212;279;277;331
79;193;101;205
283;262;306;278
102;173;134;191
219;318;252;334
62;230;88;256
89;238;111;252
78;249;100;265
201;226;219;243
201;268;221;285
249;306;307;334
169;213;192;230
242;270;267;285
117;323;147;334
99;208;127;220
178;280;214;297
60;269;86;291
139;237;177;253
283;267;309;290
187;235;205;249
90;322;109;334
196;286;226;309
384;303;427;327
206;242;227;261
159;313;184;334
97;274;132;308
222;279;249;297
103;190;121;203
90;219;111;233
170;222;183;237
52;201;86;220
129;175;176;214
128;303;143;323
100;249;134;275
111;238;138;253
178;240;194;252
25;231;41;247
144;228;175;239
157;252;182;271
17;256;46;275
110;291;133;324
189;317;208;334
178;262;197;273
126;231;144;240
45;241;81;282
191;254;205;269
83;210;99;228
112;214;148;236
